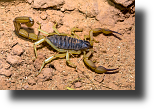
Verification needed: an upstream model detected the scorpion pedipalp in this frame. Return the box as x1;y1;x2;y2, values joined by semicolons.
83;51;119;74
95;66;119;74
13;16;44;41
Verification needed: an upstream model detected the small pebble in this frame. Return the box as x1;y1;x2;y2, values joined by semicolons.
37;68;52;82
26;0;33;4
74;82;81;88
40;11;47;20
27;78;36;86
0;69;12;77
12;44;24;56
6;54;22;66
94;75;104;83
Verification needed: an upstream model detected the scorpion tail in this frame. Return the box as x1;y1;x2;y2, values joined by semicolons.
111;30;122;35
103;29;122;35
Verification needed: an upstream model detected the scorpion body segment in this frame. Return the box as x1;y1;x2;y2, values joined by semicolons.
47;35;92;50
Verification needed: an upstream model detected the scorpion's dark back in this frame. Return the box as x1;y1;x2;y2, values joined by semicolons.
47;35;91;50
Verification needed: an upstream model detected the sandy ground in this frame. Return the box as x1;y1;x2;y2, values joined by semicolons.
0;0;135;90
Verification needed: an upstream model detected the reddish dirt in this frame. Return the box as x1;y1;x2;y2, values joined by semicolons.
0;0;135;90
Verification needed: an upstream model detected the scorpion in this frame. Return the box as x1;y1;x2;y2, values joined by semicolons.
13;16;120;76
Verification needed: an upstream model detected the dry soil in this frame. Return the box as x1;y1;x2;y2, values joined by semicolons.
0;0;135;90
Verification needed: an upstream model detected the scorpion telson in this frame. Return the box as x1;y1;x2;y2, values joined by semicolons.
13;16;120;76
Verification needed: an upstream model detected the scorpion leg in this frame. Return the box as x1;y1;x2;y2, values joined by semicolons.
37;28;51;35
84;35;99;43
52;22;60;34
37;22;56;36
71;28;83;39
58;28;83;38
83;51;118;73
34;38;45;57
36;53;66;76
37;23;83;39
36;50;81;76
66;50;81;68
13;16;43;41
66;51;76;68
37;22;59;35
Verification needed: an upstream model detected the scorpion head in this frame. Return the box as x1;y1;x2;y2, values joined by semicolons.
82;40;92;50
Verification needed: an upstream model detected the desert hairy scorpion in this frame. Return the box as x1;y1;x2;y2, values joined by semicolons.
13;16;120;76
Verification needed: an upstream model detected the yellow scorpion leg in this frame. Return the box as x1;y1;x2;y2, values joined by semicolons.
66;50;81;68
36;53;66;76
36;50;81;76
83;51;118;74
71;28;83;39
37;22;69;36
66;51;76;68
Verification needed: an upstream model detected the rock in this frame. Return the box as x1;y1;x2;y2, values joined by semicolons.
0;60;3;69
40;11;48;20
34;53;45;70
95;0;122;26
78;0;99;17
115;0;135;7
32;0;64;9
27;77;36;85
12;44;24;56
96;9;116;26
74;82;81;88
94;75;104;83
62;11;85;28
6;54;22;66
4;70;12;77
0;69;13;77
4;63;10;69
53;61;63;72
0;59;10;70
26;0;33;4
23;85;29;90
46;10;64;25
41;22;54;33
37;68;52;82
63;0;78;11
0;24;4;31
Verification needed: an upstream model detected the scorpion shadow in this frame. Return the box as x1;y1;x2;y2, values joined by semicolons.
93;32;122;40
